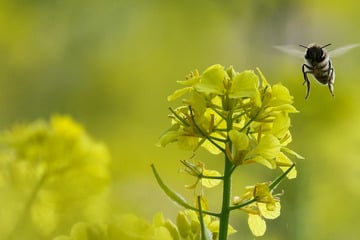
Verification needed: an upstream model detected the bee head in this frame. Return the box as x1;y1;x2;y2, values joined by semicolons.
300;43;331;62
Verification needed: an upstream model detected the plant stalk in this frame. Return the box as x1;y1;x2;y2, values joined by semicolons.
218;106;233;240
218;155;233;240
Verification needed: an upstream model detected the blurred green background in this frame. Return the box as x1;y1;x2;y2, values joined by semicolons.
1;0;360;239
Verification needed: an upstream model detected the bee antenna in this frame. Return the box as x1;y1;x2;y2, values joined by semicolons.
321;43;331;48
299;44;308;49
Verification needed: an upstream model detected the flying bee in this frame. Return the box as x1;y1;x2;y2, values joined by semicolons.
274;43;359;99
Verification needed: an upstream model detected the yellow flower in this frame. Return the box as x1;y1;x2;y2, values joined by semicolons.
181;160;222;189
176;210;236;239
0;115;110;238
234;182;281;237
158;65;301;238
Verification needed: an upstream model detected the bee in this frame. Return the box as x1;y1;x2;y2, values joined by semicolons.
275;43;359;99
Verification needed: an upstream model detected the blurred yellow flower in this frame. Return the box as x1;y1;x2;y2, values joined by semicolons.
0;115;110;239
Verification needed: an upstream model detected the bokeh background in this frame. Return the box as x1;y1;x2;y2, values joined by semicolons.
1;0;360;239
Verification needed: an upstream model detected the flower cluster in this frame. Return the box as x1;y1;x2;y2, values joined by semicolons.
0;115;110;239
159;64;300;176
157;64;301;237
54;211;236;240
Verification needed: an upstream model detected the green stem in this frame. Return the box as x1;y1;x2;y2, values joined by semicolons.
197;196;208;240
218;108;233;240
169;107;190;127
200;175;224;180
188;106;225;153
269;163;296;190
218;156;232;240
229;198;257;211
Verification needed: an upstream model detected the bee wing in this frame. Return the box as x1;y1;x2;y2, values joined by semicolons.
273;45;304;58
329;44;360;57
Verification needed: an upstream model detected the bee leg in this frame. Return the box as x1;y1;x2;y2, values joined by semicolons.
328;67;335;96
302;64;312;99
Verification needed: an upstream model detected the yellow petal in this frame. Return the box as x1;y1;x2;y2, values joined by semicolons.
270;84;294;105
208;221;237;235
271;113;291;139
282;147;304;159
251;155;276;169
253;134;281;160
248;214;266;237
229;70;259;99
167;87;193;101
202;139;224;155
195;64;227;95
258;201;281;219
229;130;249;151
177;135;199;151
201;169;222;188
276;152;297;179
